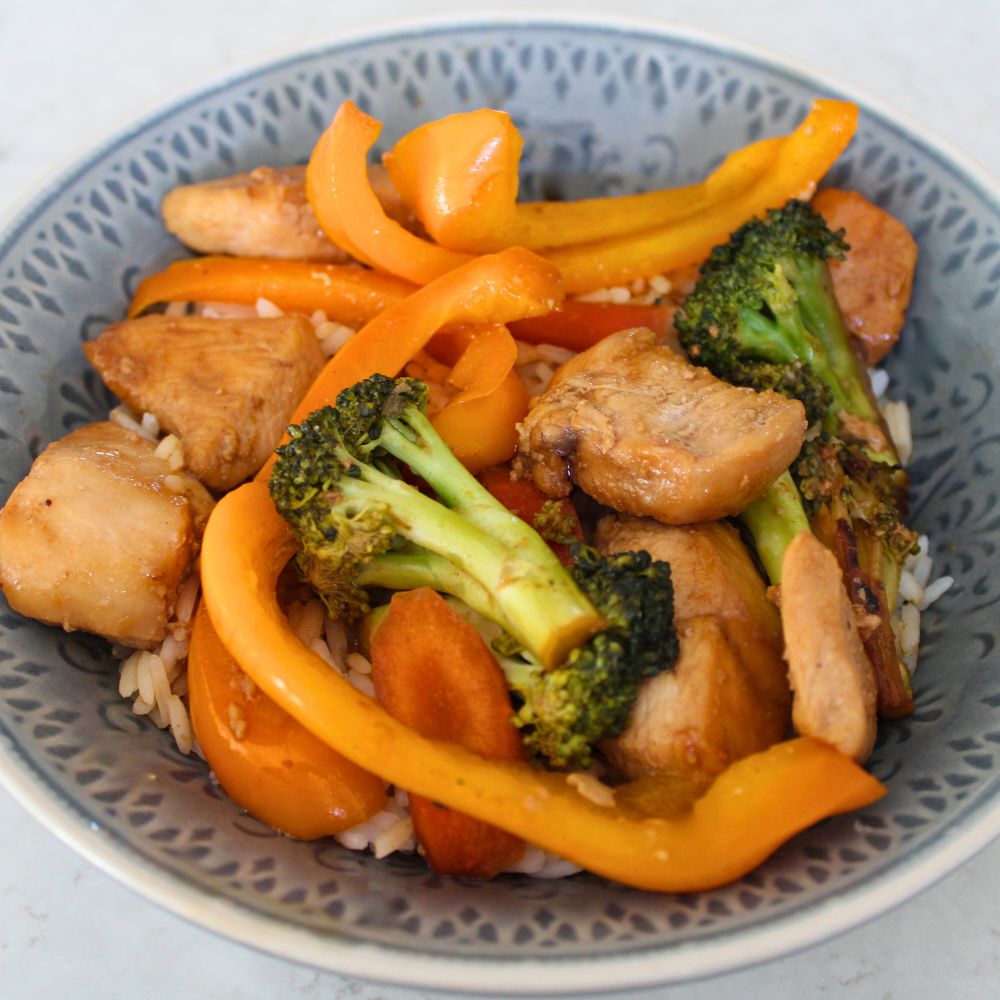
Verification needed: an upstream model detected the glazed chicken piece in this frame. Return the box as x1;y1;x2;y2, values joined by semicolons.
0;422;214;649
813;188;918;364
514;327;806;524
781;531;878;762
85;314;325;491
161;163;418;262
596;516;790;780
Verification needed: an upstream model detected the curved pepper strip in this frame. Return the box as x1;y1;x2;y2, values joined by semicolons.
200;480;887;892
384;108;780;253
544;99;859;293
507;136;782;251
430;323;528;472
128;256;416;325
187;601;387;839
306;101;473;285
256;246;562;480
383;109;523;254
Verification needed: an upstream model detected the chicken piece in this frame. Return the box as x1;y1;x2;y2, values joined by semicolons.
813;188;918;365
781;531;877;762
596;516;790;780
0;422;214;649
85;314;325;491
161;163;418;262
514;327;806;523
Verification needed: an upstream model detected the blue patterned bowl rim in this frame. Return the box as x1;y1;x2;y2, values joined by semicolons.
1;11;998;995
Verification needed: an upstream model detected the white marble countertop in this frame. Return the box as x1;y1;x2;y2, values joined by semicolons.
1;1;998;997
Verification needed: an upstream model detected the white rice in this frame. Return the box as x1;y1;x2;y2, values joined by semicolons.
117;574;200;755
573;273;672;306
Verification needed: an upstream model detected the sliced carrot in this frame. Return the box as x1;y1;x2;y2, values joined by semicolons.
478;464;583;563
369;588;525;878
509;299;674;351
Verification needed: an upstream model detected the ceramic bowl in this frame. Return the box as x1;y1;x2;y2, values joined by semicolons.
1;15;999;995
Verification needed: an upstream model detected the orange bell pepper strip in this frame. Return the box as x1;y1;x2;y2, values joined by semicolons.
306;101;474;284
369;588;525;878
128;256;416;325
383;109;523;254
431;369;528;474
200;480;887;892
384;108;780;254
187;601;387;839
255;246;562;480
545;99;859;293
429;323;529;473
509;299;674;352
506;136;782;251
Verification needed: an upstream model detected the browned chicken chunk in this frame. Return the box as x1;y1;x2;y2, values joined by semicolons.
596;516;790;780
781;531;877;762
161;163;418;261
514;327;806;523
813;188;918;364
0;422;214;649
85;314;325;491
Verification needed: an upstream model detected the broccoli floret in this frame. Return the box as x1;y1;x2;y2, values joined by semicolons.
271;375;605;670
676;199;887;437
272;376;679;767
450;545;677;768
678;200;917;718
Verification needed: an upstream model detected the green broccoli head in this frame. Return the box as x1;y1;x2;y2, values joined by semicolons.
676;199;859;425
503;544;678;768
270;375;604;666
794;433;918;565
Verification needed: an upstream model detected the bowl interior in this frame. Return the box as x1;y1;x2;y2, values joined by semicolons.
1;19;999;990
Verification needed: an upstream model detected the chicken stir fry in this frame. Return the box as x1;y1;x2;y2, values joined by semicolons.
596;517;789;780
514;327;807;523
85;314;325;491
0;98;931;891
0;422;213;648
162;163;418;262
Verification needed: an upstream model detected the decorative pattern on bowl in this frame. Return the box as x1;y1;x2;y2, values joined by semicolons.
0;19;998;991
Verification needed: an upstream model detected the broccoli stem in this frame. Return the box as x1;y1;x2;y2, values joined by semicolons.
739;471;811;584
349;461;601;669
356;549;513;634
791;257;887;430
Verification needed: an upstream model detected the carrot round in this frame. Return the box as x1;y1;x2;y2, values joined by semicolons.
370;588;525;878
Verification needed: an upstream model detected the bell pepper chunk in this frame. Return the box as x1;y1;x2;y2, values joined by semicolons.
256;246;562;481
370;588;525;878
383;109;522;254
545;99;859;293
200;480;887;892
188;601;387;839
128;256;416;325
306;101;474;285
509;299;674;352
428;323;529;473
